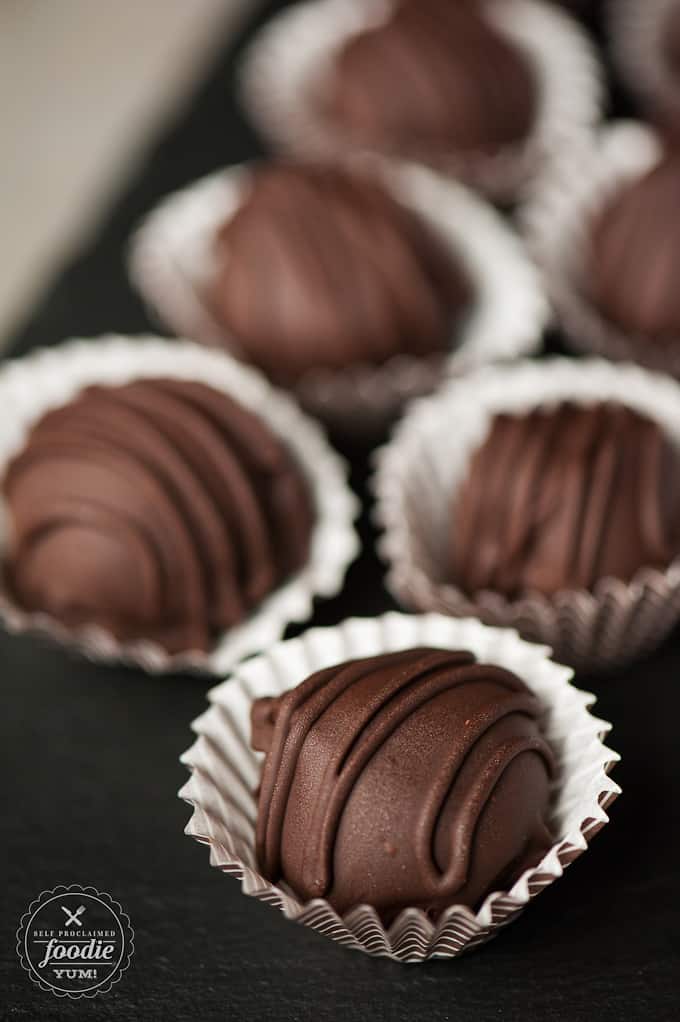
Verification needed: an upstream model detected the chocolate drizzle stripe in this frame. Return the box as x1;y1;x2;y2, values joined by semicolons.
638;419;669;562
451;402;679;597
6;449;206;622
258;661;359;876
251;649;556;919
210;164;469;383
492;413;541;593
258;649;471;878
522;408;566;591
302;665;537;897
564;405;603;591
589;150;680;339
268;470;314;578
496;404;564;592
16;504;161;622
30;396;244;626
485;419;532;592
556;408;600;593
326;182;406;365
457;418;520;591
424;734;553;892
576;408;621;587
417;713;554;892
3;377;312;653
117;384;276;604
160;378;313;581
327;1;536;157
154;379;283;471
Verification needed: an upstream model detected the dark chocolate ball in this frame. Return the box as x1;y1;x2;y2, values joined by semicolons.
323;1;537;160
251;647;554;921
3;379;312;652
588;151;680;342
209;163;471;384
450;402;680;597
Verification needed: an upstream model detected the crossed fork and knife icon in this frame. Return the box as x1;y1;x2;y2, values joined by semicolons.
61;904;86;927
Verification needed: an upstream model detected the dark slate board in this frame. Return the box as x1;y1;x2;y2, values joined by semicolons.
2;3;679;1019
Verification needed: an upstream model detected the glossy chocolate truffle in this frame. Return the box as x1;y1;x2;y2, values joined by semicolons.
323;2;536;160
251;647;554;921
588;151;680;342
3;378;312;652
450;403;680;597
210;164;470;384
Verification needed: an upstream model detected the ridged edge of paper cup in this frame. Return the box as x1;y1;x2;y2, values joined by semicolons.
373;358;680;672
238;0;604;202
524;120;680;377
0;336;359;675
128;159;548;433
609;0;680;119
178;612;620;962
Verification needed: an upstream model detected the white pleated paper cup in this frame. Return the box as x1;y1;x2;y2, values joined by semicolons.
128;159;548;433
374;358;680;673
524;120;680;378
178;612;620;962
610;0;680;121
239;0;604;203
0;336;359;675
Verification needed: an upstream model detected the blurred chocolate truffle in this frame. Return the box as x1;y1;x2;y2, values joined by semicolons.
251;647;554;921
322;1;537;161
209;163;471;384
588;150;680;342
450;402;680;597
3;378;312;652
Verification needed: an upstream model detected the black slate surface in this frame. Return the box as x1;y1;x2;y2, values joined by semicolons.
2;3;679;1019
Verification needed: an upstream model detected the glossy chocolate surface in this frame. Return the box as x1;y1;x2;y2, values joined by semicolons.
589;152;680;342
324;1;536;159
210;163;471;384
450;402;680;597
251;647;554;921
3;378;312;652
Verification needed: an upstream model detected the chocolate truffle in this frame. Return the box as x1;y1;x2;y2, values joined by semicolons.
210;164;471;384
2;378;312;652
251;647;554;921
450;403;680;597
588;151;680;342
323;2;537;160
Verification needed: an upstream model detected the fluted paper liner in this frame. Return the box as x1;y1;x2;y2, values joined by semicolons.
610;0;680;121
0;336;359;674
374;358;680;672
239;0;604;202
524;120;680;377
179;612;620;962
128;159;548;433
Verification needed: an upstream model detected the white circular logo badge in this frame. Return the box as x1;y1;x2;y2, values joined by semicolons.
16;885;134;999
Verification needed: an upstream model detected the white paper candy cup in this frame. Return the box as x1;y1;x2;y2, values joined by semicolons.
374;358;680;672
239;0;604;203
524;120;680;377
128;159;548;433
610;0;680;120
0;336;359;675
178;612;620;962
